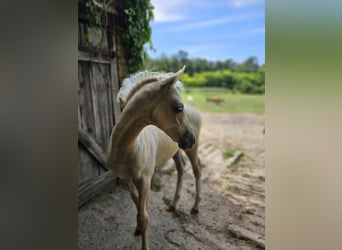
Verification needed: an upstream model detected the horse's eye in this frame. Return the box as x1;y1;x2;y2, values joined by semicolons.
175;105;184;113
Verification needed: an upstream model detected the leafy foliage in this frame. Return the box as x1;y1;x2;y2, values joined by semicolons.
180;70;265;94
117;0;154;73
80;0;154;73
147;51;265;94
83;0;101;27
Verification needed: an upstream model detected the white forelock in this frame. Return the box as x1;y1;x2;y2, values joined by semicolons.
117;71;184;104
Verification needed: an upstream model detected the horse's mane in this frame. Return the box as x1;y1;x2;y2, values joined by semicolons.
117;71;184;105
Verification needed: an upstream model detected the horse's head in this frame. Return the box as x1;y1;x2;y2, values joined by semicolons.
150;66;195;149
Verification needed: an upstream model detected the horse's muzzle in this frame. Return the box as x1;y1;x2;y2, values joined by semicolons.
178;131;195;149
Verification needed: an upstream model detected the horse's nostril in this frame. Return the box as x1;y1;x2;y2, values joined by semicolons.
179;132;196;149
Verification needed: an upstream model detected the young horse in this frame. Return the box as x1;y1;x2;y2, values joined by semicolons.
107;66;202;250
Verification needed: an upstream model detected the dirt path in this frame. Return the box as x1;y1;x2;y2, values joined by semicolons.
78;112;265;249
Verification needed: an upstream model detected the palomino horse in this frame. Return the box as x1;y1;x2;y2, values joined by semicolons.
107;66;202;250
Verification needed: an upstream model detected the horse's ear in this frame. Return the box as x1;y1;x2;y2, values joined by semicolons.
161;65;186;89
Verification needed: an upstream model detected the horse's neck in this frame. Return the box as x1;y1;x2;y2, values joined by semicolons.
109;102;149;155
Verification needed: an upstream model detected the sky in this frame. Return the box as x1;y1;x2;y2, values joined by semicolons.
148;0;265;65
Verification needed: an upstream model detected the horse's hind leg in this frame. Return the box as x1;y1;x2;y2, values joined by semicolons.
134;177;151;250
185;145;202;214
168;150;185;212
127;181;141;235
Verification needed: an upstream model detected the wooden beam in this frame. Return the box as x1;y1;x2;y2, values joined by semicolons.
78;51;111;64
109;28;122;121
78;45;115;58
78;126;108;170
78;171;116;208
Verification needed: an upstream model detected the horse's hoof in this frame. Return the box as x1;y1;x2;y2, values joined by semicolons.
134;228;141;236
190;208;199;215
167;206;176;212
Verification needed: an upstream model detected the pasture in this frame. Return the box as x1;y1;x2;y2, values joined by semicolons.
181;87;264;114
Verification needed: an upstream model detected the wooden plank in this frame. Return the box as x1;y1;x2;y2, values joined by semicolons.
89;63;101;146
104;27;116;130
78;45;115;58
105;71;115;134
78;171;116;208
89;63;103;147
78;51;111;64
78;62;96;135
79;22;87;47
78;62;87;130
78;21;115;57
78;126;108;169
99;63;114;143
108;28;121;124
78;142;102;184
89;63;112;149
87;26;108;50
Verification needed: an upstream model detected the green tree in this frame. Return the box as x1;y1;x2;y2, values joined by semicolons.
239;56;259;72
146;52;265;94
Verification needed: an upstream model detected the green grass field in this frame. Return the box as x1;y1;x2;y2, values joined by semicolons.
180;88;264;114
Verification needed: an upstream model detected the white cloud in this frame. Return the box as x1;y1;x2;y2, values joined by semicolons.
179;43;234;54
181;15;250;29
150;0;264;22
153;12;184;23
231;0;263;8
150;0;186;22
170;13;262;31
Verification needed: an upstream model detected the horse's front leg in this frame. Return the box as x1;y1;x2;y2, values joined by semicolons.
168;150;184;212
135;177;151;250
185;147;202;214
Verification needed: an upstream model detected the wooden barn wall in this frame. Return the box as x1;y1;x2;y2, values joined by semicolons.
78;10;121;186
78;61;114;149
78;142;102;182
